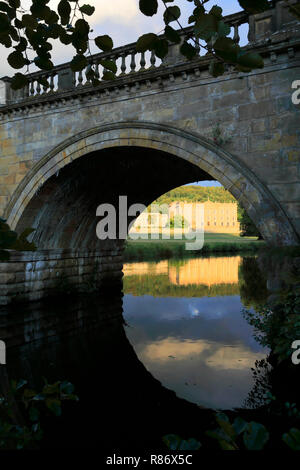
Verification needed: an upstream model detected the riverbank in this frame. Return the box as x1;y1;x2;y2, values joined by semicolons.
124;233;265;261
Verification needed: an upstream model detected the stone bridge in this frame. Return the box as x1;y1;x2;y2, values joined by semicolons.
0;1;300;304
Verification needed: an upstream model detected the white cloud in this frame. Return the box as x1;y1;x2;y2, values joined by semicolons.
89;0;139;24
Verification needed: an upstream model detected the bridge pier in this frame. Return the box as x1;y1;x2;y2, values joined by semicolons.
0;244;123;306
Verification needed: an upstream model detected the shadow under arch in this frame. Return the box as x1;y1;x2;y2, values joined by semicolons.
5;121;299;246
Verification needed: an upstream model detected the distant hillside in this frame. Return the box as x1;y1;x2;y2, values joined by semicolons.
154;185;236;205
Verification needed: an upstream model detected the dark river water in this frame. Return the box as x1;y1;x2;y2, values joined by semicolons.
123;256;268;410
0;253;288;450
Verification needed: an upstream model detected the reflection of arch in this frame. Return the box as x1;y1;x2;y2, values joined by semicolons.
5;121;298;245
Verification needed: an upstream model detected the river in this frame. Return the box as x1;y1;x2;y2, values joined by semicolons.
123;255;269;410
0;252;296;450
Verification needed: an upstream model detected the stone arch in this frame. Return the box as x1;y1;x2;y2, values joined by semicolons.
5;121;299;246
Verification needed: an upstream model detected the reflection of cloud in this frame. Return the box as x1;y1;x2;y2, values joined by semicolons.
143;337;210;361
188;303;226;320
205;346;262;370
142;337;264;370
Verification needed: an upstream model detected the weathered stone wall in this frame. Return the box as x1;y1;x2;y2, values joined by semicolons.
0;244;123;305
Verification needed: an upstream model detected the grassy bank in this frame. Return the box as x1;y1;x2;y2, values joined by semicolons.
124;233;265;262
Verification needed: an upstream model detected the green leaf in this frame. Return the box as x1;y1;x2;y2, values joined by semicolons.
7;50;26;69
178;438;201;450
163;434;201;451
0;249;10;261
70;54;87;71
164;25;181;44
180;41;197;60
43;381;61;395
218;20;231;38
194;13;218;41
289;4;300;20
46;398;62;416
57;0;71;25
8;0;20;8
210;5;223;18
163;6;181;24
15;37;28;52
99;59;117;73
238;0;269;14
163;434;181;450
209;61;225;77
45;9;59;25
10;72;28;90
0;33;12;48
139;0;158;17
79;4;95;16
237;51;264;69
136;33;158;52
74;18;89;37
216;413;236;440
95;34;113;52
16;379;27;390
60;381;74;395
213;37;240;63
282;428;300;450
154;38;169;59
243;422;269;450
29;406;40;422
34;56;53;71
37;77;50;89
0;12;10;34
102;71;115;81
233;417;248;435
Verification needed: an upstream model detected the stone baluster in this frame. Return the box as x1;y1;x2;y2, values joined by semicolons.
42;75;49;93
29;79;35;96
78;70;83;87
150;50;156;68
36;80;41;95
130;51;136;73
49;73;55;92
233;23;240;44
94;61;100;81
194;37;200;56
85;63;93;85
120;54;127;75
140;52;146;71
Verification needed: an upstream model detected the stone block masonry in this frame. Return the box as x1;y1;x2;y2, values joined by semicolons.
0;246;123;306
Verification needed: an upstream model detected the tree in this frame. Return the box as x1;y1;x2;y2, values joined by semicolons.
238;205;262;239
0;217;36;261
2;0;298;90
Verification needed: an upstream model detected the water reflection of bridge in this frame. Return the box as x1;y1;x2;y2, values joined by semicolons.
123;256;242;287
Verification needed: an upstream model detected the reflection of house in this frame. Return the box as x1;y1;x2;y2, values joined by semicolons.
168;200;240;233
123;256;241;287
168;257;241;287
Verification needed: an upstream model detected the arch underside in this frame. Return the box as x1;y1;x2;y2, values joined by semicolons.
5;122;299;247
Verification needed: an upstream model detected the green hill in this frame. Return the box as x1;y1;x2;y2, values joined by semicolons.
154;185;236;205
